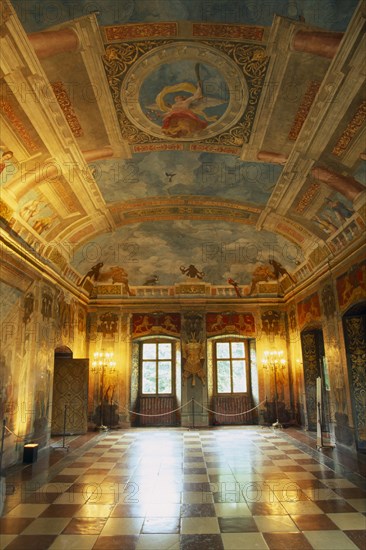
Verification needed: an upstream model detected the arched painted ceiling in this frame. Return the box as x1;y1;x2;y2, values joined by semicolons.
1;0;365;293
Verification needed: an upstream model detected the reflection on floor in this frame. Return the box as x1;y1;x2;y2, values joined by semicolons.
1;427;365;549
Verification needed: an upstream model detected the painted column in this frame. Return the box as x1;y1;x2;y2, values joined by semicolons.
311;167;364;202
257;151;288;165
28;29;80;59
292;31;343;59
181;313;209;427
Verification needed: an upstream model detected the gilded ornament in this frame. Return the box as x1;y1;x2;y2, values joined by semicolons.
332;101;366;156
51;81;84;137
288;81;321;141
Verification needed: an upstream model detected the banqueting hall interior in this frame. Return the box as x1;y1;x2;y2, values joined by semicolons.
0;0;365;549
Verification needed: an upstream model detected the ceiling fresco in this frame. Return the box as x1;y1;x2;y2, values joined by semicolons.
90;152;282;203
72;219;303;288
0;0;365;298
10;0;359;32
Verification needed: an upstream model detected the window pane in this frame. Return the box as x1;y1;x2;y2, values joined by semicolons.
231;342;245;358
217;342;230;358
142;361;156;393
143;343;156;359
158;343;172;359
217;360;231;393
232;360;246;392
158;361;172;393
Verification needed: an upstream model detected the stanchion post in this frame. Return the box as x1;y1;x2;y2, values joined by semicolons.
0;419;6;474
62;405;67;448
54;406;69;451
192;398;195;429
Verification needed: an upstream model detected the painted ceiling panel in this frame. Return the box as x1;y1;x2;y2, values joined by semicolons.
91;152;282;204
71;219;303;287
11;0;359;32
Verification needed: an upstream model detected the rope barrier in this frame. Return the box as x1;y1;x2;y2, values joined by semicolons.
122;397;266;418
123;399;192;417
4;425;46;442
1;398;268;436
196;398;267;417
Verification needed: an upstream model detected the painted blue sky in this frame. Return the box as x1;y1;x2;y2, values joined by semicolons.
90;152;282;204
11;0;359;32
71;219;303;286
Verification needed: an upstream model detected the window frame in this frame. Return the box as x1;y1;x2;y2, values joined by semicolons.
213;337;250;395
139;338;176;396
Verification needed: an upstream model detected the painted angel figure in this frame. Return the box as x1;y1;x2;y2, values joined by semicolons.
148;64;227;138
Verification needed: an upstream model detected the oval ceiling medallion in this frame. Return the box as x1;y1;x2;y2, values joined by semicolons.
121;42;248;141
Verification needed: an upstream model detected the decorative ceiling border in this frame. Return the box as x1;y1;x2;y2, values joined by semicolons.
103;22;265;43
331;100;366;157
0;99;39;152
192;23;264;41
288;80;321;141
108;196;261;226
104;23;178;42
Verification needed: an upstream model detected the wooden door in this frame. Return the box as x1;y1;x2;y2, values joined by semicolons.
51;358;89;435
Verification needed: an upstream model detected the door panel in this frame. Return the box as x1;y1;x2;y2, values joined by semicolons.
301;331;322;431
51;358;89;435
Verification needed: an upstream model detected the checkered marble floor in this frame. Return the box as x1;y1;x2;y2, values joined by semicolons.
1;427;365;549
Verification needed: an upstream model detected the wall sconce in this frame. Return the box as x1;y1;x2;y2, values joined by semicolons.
92;351;116;430
262;350;286;429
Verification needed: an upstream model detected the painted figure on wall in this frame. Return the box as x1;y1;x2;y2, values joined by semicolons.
297;293;321;328
336;261;366;310
312;215;338;234
143;274;159;286
134;315;153;334
0;150;17;185
228;277;242;297
97;312;118;337
132;313;180;337
23;292;34;324
182;337;206;386
261;310;280;337
78;262;104;286
249;264;276;294
180;264;204;279
321;284;337;319
41;290;53;321
206;312;255;336
78;309;86;334
19;198;43;223
32;213;58;235
325;197;354;223
269;259;296;284
162;315;178;332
